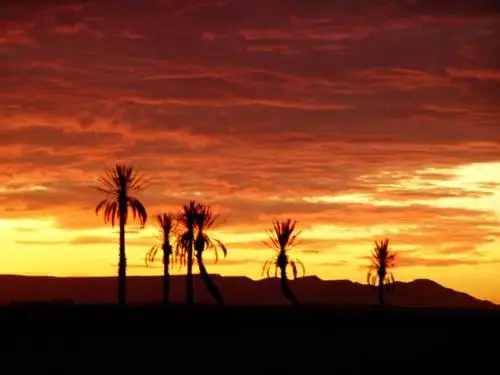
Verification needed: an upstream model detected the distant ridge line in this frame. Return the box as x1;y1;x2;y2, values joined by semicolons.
0;274;495;308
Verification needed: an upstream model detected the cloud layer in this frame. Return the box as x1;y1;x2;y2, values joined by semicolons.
1;0;499;299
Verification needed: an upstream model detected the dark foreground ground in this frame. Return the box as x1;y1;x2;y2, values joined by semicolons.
0;304;498;369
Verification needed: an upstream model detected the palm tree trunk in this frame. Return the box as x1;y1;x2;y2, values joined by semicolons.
162;251;170;305
186;237;194;305
378;277;385;306
118;197;127;306
280;266;300;308
196;253;224;306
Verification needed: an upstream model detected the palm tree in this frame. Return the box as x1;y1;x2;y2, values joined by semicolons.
193;203;227;306
176;201;199;305
367;238;396;306
145;213;177;305
262;219;305;308
95;164;148;306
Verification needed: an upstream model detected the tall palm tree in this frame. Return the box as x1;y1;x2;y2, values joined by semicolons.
262;219;305;308
367;238;396;306
145;213;176;305
176;200;199;305
193;203;227;306
95;164;148;306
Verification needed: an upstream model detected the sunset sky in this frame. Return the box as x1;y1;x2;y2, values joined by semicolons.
1;0;499;301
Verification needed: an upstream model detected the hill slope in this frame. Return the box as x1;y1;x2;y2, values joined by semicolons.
0;274;494;308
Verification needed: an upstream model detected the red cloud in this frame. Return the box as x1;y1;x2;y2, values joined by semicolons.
119;30;145;40
0;21;35;46
356;68;453;90
447;67;500;81
1;0;499;285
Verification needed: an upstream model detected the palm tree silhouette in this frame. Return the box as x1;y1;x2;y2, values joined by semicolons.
367;238;396;306
95;164;148;306
193;203;227;306
145;213;177;305
262;219;305;308
176;201;199;305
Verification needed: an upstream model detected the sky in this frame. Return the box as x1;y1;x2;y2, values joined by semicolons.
1;0;500;301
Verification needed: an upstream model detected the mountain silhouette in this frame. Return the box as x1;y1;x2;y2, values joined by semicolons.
0;274;495;309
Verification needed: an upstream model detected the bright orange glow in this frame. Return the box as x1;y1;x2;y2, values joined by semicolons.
1;162;499;301
1;1;499;303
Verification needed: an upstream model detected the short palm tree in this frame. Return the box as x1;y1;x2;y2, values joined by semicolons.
176;201;199;305
95;164;148;306
262;219;305;308
145;213;176;305
193;203;227;306
367;238;396;306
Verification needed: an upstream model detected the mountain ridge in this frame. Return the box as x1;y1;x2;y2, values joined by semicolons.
0;274;495;308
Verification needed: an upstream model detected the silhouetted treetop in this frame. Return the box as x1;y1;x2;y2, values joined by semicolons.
367;238;397;306
263;218;305;279
194;203;227;263
95;164;148;228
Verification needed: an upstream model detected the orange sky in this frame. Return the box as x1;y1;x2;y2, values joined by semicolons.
1;0;500;302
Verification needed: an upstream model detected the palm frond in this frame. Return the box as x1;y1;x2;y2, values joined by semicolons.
367;274;379;291
173;228;195;270
367;238;397;288
262;218;307;280
262;257;278;278
101;200;118;227
266;218;301;253
290;258;305;279
95;164;149;228
177;200;200;228
145;212;179;268
291;260;298;279
128;196;148;228
145;245;161;266
191;202;228;262
95;199;110;215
